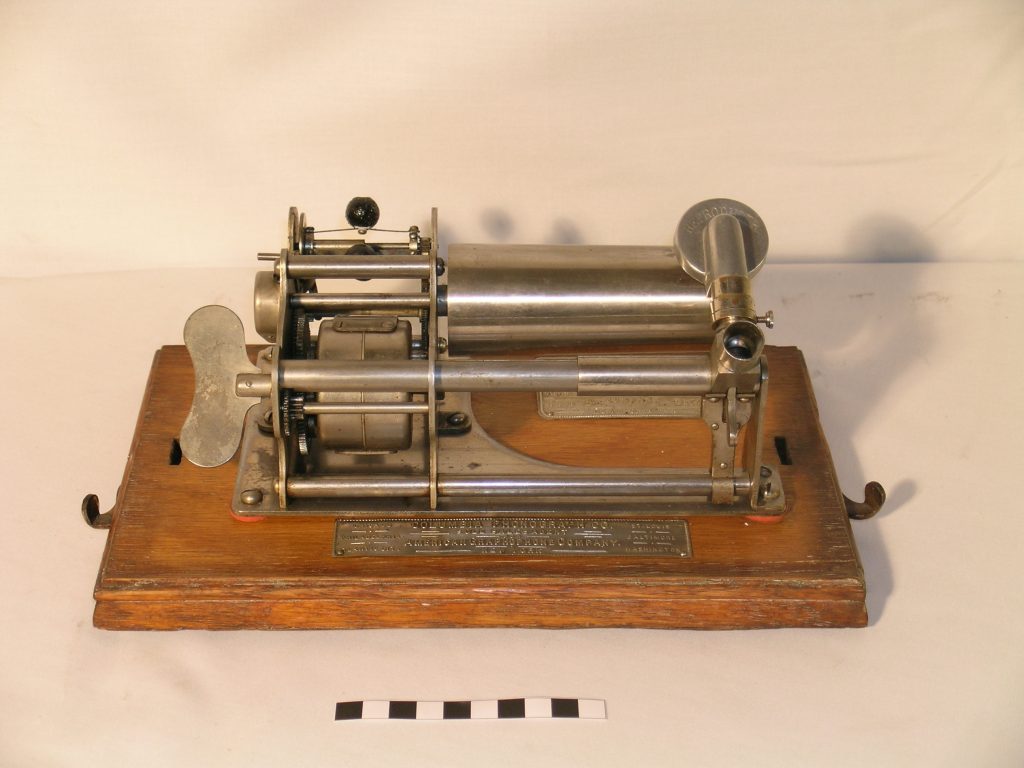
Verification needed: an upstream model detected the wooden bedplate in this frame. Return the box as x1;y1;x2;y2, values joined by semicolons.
90;344;868;630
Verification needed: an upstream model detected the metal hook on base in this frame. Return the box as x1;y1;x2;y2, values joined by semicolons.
81;494;114;529
844;481;886;520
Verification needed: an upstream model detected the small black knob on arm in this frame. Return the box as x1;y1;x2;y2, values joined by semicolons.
345;197;380;229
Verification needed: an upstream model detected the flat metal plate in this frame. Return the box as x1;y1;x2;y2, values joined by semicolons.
538;392;702;419
334;518;691;557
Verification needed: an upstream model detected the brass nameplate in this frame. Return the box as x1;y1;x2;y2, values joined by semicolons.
334;518;691;557
538;392;702;419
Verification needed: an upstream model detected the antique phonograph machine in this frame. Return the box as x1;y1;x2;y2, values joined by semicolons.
84;197;884;630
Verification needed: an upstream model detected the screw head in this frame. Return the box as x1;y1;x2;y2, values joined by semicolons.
240;489;263;505
446;412;468;427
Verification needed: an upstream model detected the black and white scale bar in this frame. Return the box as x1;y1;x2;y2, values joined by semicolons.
335;698;606;721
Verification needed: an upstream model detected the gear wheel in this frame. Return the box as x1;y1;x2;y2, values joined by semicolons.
280;390;306;438
295;417;310;457
280;390;293;437
292;308;312;359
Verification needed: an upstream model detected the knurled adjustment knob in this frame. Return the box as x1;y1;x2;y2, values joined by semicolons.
345;197;380;229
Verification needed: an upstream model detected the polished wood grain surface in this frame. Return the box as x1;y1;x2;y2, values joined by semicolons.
92;345;867;630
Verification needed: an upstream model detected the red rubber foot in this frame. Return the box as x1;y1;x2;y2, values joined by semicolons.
745;514;784;524
230;512;266;523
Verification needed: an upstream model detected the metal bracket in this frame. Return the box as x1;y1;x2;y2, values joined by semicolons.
702;388;752;504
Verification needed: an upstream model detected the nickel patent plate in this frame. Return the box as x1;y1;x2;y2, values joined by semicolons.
334;518;691;557
538;392;702;420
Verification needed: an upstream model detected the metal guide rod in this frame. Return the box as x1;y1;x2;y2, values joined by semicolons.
427;207;440;509
291;293;431;311
302;402;429;415
286;474;719;499
274;248;289;508
266;355;722;395
306;240;410;251
288;253;431;279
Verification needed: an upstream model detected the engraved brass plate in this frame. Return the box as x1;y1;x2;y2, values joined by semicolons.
334;518;691;557
538;392;702;420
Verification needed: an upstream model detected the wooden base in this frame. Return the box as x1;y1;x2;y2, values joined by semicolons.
91;345;868;630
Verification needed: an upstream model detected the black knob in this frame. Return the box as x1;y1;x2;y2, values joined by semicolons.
345;197;380;229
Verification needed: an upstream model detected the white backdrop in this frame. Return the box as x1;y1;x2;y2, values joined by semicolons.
1;0;1021;277
3;3;1024;767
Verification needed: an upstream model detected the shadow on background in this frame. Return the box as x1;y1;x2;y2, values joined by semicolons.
480;208;585;246
546;218;583;245
785;215;934;624
846;214;939;263
854;217;932;623
480;208;515;241
440;209;585;256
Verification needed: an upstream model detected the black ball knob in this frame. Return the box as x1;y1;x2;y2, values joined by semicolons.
345;197;380;229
